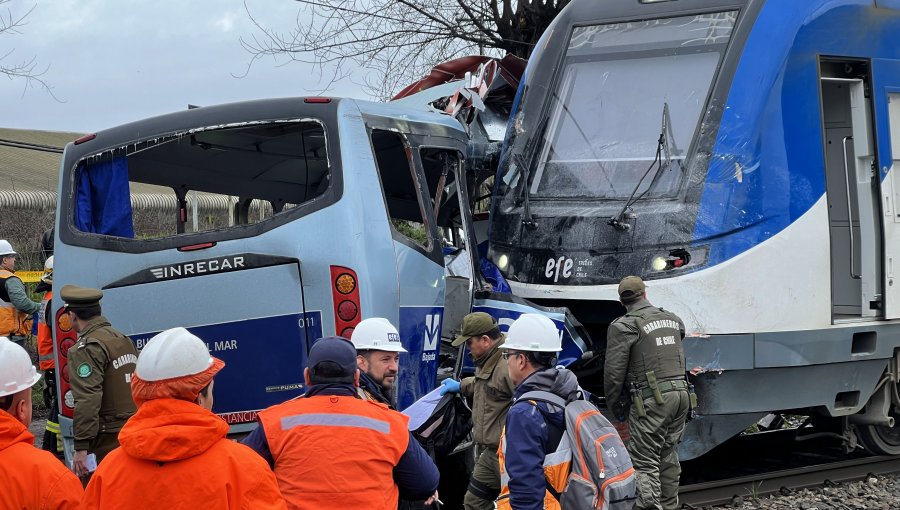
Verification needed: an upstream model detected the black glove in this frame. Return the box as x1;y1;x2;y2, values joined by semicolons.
42;369;56;409
613;397;630;422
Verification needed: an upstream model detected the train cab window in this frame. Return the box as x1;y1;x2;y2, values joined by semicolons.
525;11;736;200
71;121;330;239
371;130;432;251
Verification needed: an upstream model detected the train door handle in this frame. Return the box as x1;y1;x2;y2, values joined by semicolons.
842;135;860;280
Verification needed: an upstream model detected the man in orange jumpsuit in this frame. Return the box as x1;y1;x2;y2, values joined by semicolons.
242;336;440;510
0;336;82;508
81;327;287;509
35;256;64;458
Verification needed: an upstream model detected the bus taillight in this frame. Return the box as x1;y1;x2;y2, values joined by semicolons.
54;307;79;418
330;266;361;338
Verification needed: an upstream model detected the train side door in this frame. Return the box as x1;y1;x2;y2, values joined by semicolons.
872;59;900;319
820;59;883;320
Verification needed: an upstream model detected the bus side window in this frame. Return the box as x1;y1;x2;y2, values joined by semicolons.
70;120;328;240
371;130;433;251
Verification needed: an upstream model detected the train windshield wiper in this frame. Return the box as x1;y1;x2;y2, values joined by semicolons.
608;103;677;231
513;115;549;228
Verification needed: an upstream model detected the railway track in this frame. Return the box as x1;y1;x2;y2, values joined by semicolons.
679;455;900;508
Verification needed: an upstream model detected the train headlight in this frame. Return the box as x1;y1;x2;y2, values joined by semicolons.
651;249;692;272
497;254;509;270
651;257;668;271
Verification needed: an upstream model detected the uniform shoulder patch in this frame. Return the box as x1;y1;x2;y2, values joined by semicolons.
77;363;92;378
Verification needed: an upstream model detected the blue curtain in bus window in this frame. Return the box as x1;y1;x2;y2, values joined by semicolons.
74;157;135;238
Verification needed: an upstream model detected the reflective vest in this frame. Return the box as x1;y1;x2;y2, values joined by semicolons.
497;416;570;510
37;291;54;370
258;394;409;510
0;270;32;337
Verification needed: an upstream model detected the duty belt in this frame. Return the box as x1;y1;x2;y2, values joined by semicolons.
638;379;688;400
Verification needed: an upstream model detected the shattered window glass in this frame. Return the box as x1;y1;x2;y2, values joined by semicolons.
73;121;330;239
530;11;736;199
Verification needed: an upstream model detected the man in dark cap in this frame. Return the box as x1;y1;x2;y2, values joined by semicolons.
241;336;439;510
605;276;690;510
440;312;514;510
61;284;137;484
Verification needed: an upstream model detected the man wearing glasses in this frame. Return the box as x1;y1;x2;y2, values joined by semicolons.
496;314;580;510
440;312;514;510
61;285;137;485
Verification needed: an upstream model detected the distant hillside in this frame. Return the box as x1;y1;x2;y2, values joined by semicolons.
0;127;82;192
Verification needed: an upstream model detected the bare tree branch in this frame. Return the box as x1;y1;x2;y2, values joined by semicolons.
241;0;568;99
1;0;58;99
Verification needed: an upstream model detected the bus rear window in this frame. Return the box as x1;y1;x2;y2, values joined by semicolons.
72;120;330;239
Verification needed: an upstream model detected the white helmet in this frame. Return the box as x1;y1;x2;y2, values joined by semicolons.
0;240;16;257
136;327;215;381
0;337;42;398
350;318;407;352
502;314;562;352
41;256;54;284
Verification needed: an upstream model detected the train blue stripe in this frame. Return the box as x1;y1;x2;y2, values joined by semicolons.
695;0;900;265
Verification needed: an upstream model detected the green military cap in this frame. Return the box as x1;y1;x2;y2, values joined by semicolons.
60;284;103;309
452;312;500;347
618;276;646;301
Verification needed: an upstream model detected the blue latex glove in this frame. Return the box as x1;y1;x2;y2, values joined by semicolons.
440;378;461;395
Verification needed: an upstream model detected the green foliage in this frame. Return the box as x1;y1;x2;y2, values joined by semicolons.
392;219;429;246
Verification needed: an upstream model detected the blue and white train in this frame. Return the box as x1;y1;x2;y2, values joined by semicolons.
487;0;900;458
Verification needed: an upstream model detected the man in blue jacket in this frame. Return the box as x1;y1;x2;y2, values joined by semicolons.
496;314;580;510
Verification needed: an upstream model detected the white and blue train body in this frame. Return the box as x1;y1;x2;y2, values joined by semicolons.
487;0;900;457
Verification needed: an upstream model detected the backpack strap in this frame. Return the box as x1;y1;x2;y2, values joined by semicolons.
516;390;567;409
515;390;571;504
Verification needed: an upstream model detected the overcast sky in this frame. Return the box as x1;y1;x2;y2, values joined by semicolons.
1;0;367;133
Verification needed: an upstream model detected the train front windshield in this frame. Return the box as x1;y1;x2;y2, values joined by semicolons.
503;11;736;200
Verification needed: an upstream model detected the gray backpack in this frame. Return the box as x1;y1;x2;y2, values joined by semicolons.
518;391;637;510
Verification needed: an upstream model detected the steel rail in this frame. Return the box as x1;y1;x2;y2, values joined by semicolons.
679;455;900;508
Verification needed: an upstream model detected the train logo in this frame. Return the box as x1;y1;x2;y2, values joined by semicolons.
545;256;574;283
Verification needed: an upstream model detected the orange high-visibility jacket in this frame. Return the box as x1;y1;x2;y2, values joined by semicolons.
37;291;54;371
0;409;83;509
0;270;33;337
258;394;410;510
81;398;286;510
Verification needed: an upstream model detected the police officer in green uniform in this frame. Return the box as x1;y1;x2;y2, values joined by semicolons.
604;276;690;510
61;285;137;484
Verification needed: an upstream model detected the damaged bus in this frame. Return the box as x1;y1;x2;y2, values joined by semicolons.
49;96;589;462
